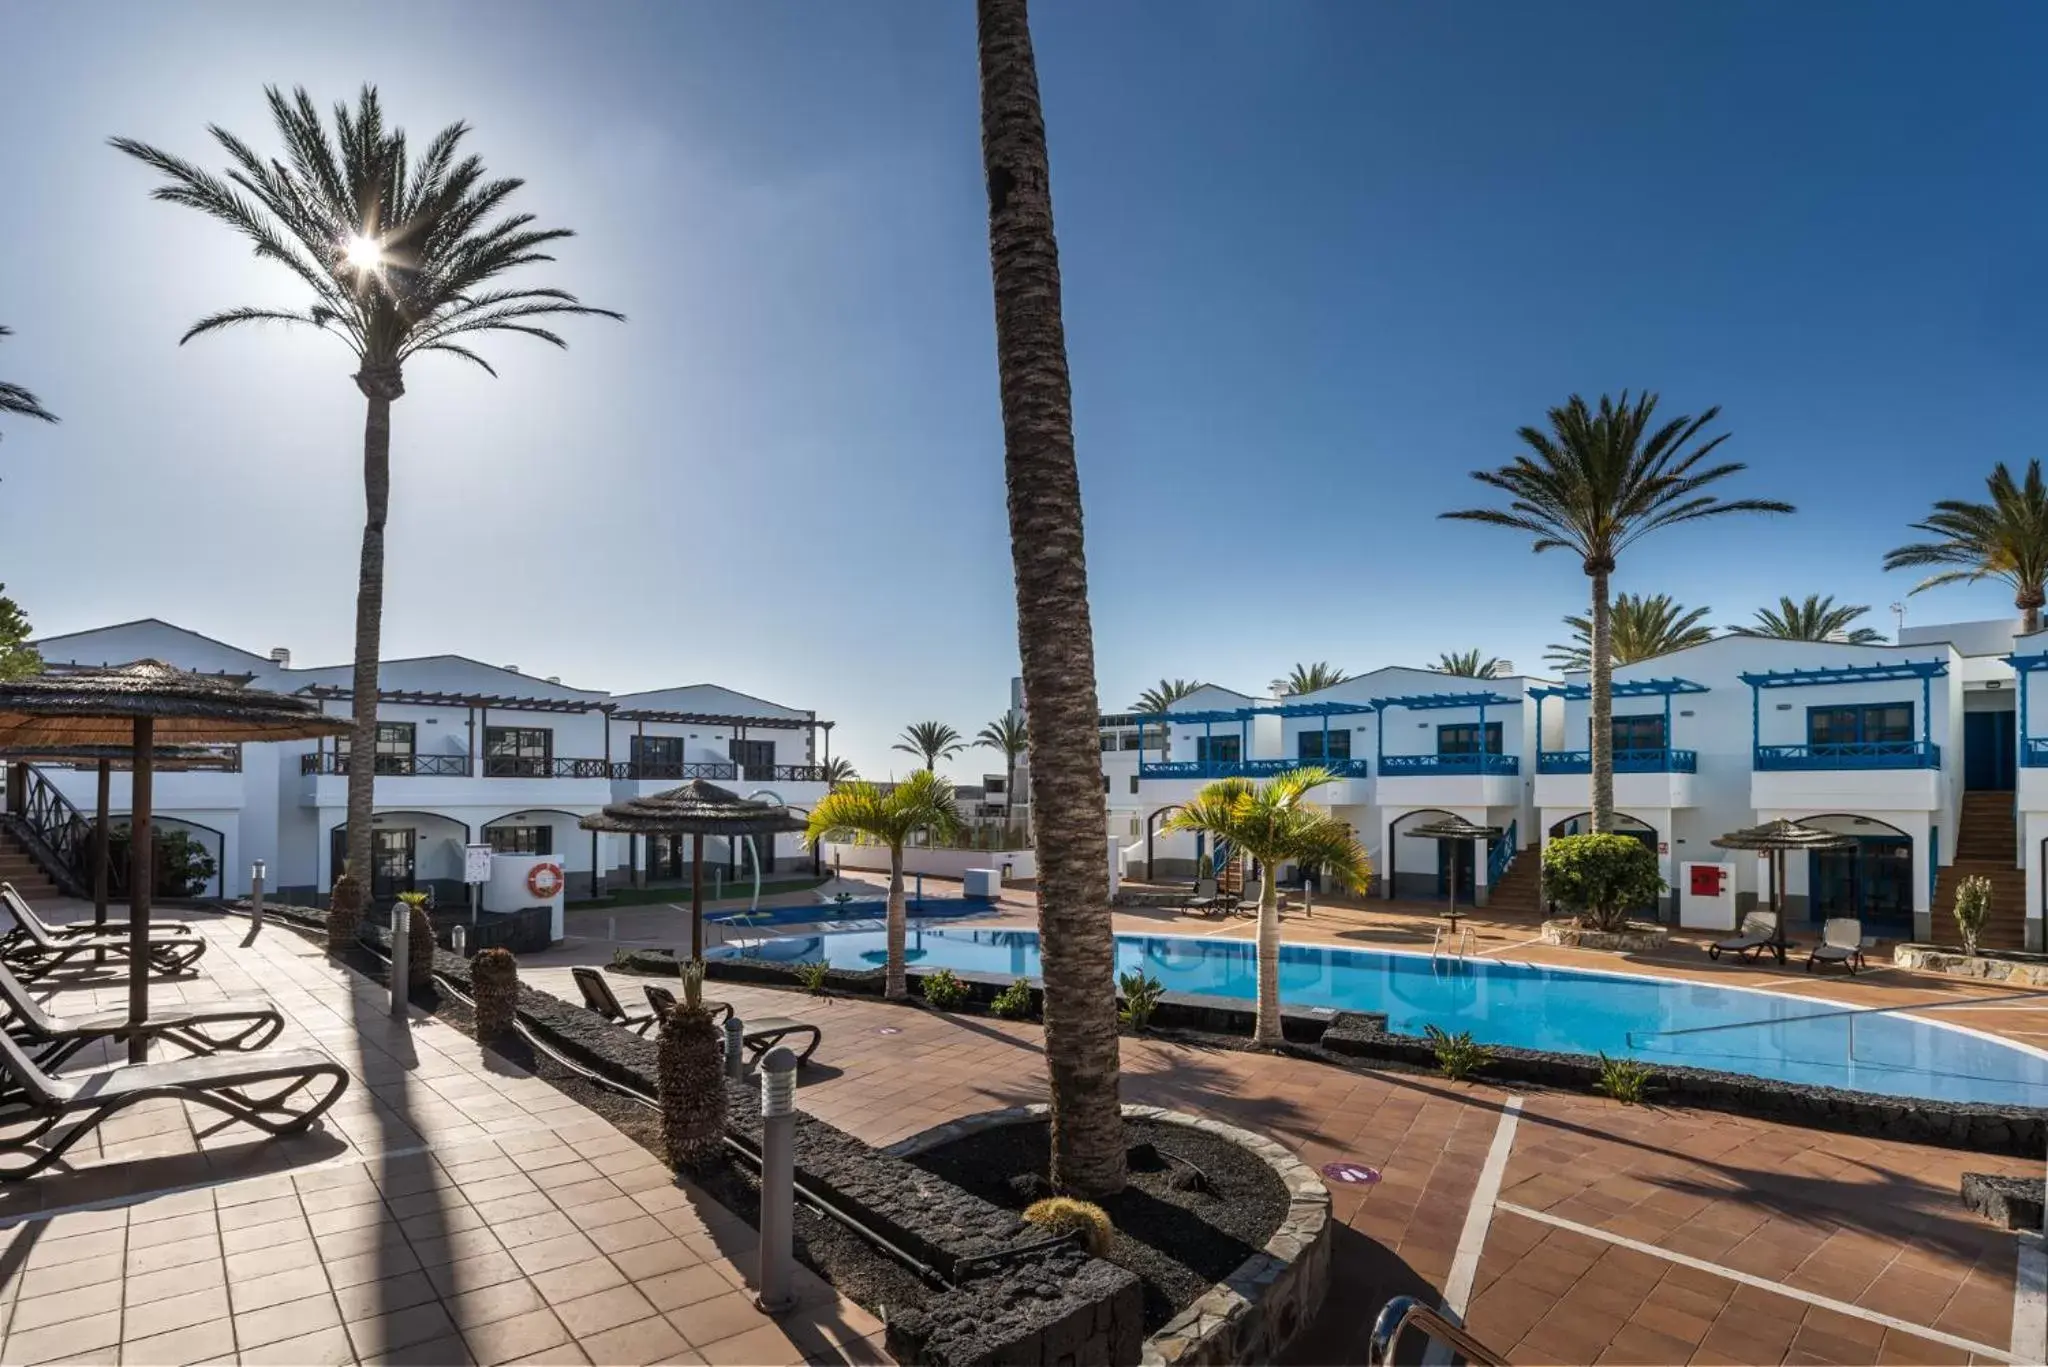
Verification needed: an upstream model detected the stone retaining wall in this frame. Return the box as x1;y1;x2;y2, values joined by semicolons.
1538;919;1670;953
1961;1173;2045;1231
1893;943;2048;988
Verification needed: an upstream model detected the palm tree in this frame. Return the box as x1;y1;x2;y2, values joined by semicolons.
1546;592;1716;670
893;721;966;772
0;327;58;433
1445;392;1791;833
1164;769;1369;1046
1133;678;1203;714
1431;650;1504;678
1885;461;2048;633
114;87;620;894
804;773;959;1000
978;0;1124;1199
975;712;1030;829
820;756;858;786
1274;661;1350;696
1729;594;1885;644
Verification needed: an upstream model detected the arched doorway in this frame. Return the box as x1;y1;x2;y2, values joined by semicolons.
1387;809;1463;902
1144;805;1183;881
329;812;472;902
1796;814;1913;933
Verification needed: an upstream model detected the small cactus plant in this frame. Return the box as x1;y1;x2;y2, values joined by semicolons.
657;959;727;1169
326;869;364;956
398;892;436;990
472;947;518;1038
1022;1197;1114;1255
1953;874;1992;957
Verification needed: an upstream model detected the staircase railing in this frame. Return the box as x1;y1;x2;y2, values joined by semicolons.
1370;1297;1506;1367
1;763;94;897
1487;819;1518;885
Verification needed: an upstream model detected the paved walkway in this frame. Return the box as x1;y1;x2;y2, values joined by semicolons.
0;906;883;1366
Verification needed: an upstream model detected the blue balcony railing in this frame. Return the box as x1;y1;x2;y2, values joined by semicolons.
2026;738;2048;768
1537;748;1697;775
1488;819;1518;884
1753;741;1940;771
1138;758;1370;780
1378;752;1519;776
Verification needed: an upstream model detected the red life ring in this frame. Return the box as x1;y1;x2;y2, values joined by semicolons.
526;862;564;900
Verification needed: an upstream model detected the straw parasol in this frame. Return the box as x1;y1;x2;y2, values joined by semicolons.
579;780;806;961
1710;818;1856;962
1403;816;1505;925
0;662;349;1059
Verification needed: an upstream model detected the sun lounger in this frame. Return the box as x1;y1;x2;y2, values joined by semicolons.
0;901;206;980
1236;880;1264;916
1807;918;1866;974
0;1026;347;1180
741;1017;822;1066
572;966;656;1035
642;983;734;1026
0;958;283;1073
1708;911;1779;962
1;882;191;941
1182;878;1220;914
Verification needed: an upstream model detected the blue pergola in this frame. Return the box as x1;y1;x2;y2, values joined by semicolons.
1366;690;1516;770
1528;678;1707;766
1737;659;1946;769
2003;652;2048;766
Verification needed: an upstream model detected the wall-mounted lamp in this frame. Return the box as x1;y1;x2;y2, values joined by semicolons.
1775;703;1793;711
1986;681;2004;690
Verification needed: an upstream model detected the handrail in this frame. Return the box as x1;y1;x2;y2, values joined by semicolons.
1488;819;1518;884
7;764;94;897
1537;747;1698;774
301;751;470;777
1370;1296;1508;1367
1381;752;1519;776
1753;740;1939;771
610;760;739;782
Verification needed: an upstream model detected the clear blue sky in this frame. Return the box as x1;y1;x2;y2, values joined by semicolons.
2;1;2044;780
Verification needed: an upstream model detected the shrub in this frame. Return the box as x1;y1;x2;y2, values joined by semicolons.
1595;1052;1655;1104
1953;874;1992;956
398;891;435;990
1022;1196;1113;1255
1423;1024;1492;1081
472;948;518;1038
921;968;969;1010
792;960;833;995
1542;834;1666;933
989;977;1035;1019
657;960;726;1169
326;870;364;956
1117;969;1164;1032
108;825;218;898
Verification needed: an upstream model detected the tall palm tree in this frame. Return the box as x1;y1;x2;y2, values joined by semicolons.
1274;661;1350;696
1133;677;1203;714
1729;594;1885;644
1431;650;1503;678
975;712;1030;828
1546;592;1716;670
0;327;58;432
804;774;959;1000
893;721;966;772
978;0;1123;1199
1445;392;1791;832
1164;768;1369;1047
820;756;858;786
1885;461;2048;634
114;86;620;894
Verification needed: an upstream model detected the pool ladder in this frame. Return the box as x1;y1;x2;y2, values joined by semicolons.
1430;924;1477;961
1371;1296;1508;1366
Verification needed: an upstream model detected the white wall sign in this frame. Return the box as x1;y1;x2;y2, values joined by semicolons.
463;843;494;885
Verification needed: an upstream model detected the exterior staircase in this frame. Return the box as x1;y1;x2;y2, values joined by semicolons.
1932;791;2027;951
1484;854;1544;918
0;823;66;903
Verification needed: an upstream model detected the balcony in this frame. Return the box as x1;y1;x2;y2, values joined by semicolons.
757;764;830;783
1538;748;1697;775
483;757;611;779
301;752;470;777
610;760;738;782
1138;758;1370;780
2026;738;2048;768
1753;741;1940;771
1379;753;1518;776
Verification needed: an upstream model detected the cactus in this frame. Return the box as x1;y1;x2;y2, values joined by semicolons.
398;892;436;990
1022;1197;1114;1255
326;869;364;956
472;948;518;1038
1953;874;1992;957
657;959;726;1169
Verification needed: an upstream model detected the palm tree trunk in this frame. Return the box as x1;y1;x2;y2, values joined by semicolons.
345;367;402;898
1254;870;1282;1048
2019;586;2043;636
978;0;1124;1198
886;842;908;1000
1589;565;1614;834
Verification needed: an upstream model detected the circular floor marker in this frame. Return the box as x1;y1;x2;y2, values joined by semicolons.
876;1026;903;1036
1321;1161;1381;1185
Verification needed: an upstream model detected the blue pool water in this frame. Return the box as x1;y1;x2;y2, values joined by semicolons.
707;897;991;928
708;927;2048;1106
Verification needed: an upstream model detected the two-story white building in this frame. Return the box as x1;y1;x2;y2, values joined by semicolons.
17;619;836;906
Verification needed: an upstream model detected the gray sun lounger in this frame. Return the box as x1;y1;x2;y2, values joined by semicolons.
573;966;657;1035
0;1026;348;1180
642;984;733;1026
0;957;283;1073
0;901;207;980
641;984;817;1063
1707;911;1779;962
1;883;191;941
1807;918;1866;974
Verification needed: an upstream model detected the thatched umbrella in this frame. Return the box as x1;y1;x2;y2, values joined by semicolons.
579;780;806;961
1404;816;1505;925
1711;818;1856;963
0;662;348;1059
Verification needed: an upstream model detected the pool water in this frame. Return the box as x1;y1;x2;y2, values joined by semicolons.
707;927;2048;1106
707;896;992;928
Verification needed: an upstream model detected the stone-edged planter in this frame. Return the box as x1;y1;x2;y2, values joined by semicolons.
1540;918;1669;953
1894;943;2048;988
889;1103;1332;1367
1961;1172;2045;1231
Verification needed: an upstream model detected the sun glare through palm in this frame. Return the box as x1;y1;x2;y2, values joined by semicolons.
342;233;383;270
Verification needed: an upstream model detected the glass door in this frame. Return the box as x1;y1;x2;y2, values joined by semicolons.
370;829;416;901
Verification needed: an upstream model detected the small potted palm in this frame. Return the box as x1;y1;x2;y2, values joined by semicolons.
396;890;436;990
326;868;364;956
472;947;519;1038
657;959;726;1168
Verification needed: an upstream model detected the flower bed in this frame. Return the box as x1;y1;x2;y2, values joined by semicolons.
1539;918;1669;953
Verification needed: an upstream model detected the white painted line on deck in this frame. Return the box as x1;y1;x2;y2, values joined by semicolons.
2014;1232;2045;1362
1424;1095;1523;1366
1497;1200;2027;1365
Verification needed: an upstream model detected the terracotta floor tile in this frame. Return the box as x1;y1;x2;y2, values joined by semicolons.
118;1316;236;1366
446;1275;548;1329
3;1309;123;1365
461;1307;572;1366
235;1323;358;1366
665;1290;767;1350
576;1315;691;1367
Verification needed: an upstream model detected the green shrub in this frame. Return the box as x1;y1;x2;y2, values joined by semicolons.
921;968;969;1010
1022;1197;1113;1255
1952;874;1992;956
1595;1053;1655;1104
989;977;1035;1019
1117;970;1165;1031
1423;1025;1492;1081
1542;834;1666;933
792;960;832;995
108;825;218;898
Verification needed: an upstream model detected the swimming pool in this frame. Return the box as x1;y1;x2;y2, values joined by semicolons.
708;927;2048;1106
707;896;992;928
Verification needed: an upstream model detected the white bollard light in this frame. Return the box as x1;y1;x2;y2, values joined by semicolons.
389;902;410;1018
250;860;266;930
450;924;467;958
756;1047;798;1314
724;1015;745;1079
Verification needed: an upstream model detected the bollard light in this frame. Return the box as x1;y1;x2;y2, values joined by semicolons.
724;1016;745;1079
761;1049;797;1117
250;860;267;929
451;924;467;958
389;902;410;1019
756;1047;798;1314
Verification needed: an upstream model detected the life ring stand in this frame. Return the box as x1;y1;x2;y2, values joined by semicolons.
526;862;564;900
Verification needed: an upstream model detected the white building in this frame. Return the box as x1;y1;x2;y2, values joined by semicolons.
13;619;837;905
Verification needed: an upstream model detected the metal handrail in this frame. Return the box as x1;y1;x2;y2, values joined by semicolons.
610;760;739;781
9;763;94;896
1370;1296;1508;1367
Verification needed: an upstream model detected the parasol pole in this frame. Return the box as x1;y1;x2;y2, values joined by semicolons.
127;717;154;1062
93;758;111;932
691;832;704;962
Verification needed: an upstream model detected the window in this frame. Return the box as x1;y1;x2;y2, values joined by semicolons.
1102;774;1110;792
1297;729;1352;761
1100;734;1119;752
1437;722;1503;755
1120;732;1147;751
1609;715;1666;751
1129;774;1140;794
1808;703;1914;747
486;727;552;776
729;739;775;773
632;735;685;766
1195;735;1241;763
985;776;1005;795
337;722;417;774
485;824;552;855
